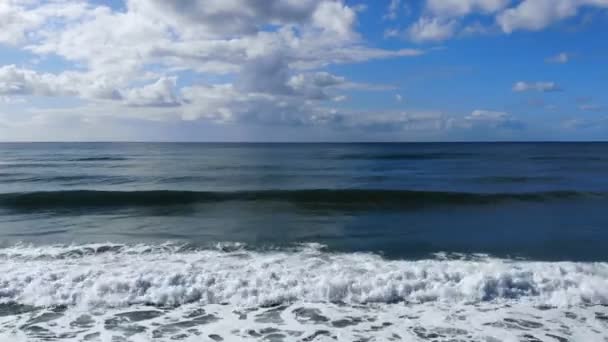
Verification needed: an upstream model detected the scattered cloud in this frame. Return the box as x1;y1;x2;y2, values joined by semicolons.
497;0;608;33
545;52;570;64
0;0;605;140
464;109;524;129
512;81;562;92
384;0;401;20
576;97;603;111
426;0;511;17
562;116;608;130
408;17;458;42
392;0;608;42
579;104;603;111
383;28;401;38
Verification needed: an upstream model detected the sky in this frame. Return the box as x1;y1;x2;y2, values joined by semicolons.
0;0;607;142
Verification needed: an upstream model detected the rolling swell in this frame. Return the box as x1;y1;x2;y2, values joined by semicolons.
0;189;599;210
335;152;477;160
69;156;128;162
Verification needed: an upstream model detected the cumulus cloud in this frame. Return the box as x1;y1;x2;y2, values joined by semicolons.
24;0;421;77
6;0;596;139
130;0;356;39
311;1;357;39
0;65;76;97
236;52;293;95
288;72;346;100
0;0;90;45
497;0;608;33
0;0;431;132
512;81;562;92
398;0;608;42
125;77;180;107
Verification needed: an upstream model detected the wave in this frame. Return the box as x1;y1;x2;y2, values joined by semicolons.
68;156;128;162
0;189;599;210
0;175;131;184
336;152;477;160
530;155;605;161
0;243;606;308
473;176;561;184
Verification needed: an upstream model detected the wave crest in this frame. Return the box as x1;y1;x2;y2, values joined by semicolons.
0;189;599;210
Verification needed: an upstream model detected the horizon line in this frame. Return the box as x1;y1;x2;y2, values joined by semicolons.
1;141;608;144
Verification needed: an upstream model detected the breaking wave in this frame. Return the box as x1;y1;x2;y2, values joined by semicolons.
0;243;606;309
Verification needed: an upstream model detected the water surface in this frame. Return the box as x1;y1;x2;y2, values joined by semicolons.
0;143;607;341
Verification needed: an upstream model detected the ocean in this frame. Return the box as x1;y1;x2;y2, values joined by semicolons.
0;142;607;341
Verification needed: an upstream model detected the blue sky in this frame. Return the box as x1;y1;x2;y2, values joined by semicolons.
0;0;607;141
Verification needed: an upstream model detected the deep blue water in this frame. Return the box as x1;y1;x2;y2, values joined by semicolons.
1;142;607;261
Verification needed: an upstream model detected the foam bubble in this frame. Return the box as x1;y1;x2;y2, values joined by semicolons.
0;243;607;341
0;243;606;308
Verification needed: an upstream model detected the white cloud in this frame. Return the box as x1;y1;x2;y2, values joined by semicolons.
0;64;76;97
464;109;523;129
395;94;403;102
337;110;448;132
546;52;570;64
0;0;430;133
311;1;357;39
427;0;511;17
384;0;402;20
288;71;346;100
467;109;508;120
408;17;458;42
128;0;307;38
401;0;509;41
562;116;608;129
25;0;418;78
0;0;90;45
125;77;180;107
512;81;562;92
402;0;608;42
497;0;608;33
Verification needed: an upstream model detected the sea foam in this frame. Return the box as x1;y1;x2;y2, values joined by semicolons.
0;243;606;309
0;243;607;341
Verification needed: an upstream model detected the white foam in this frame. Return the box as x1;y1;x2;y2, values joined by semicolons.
0;243;606;309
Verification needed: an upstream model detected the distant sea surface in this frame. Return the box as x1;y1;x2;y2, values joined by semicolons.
0;142;607;341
